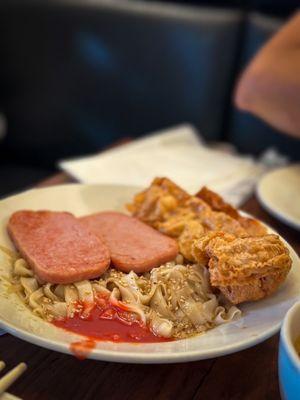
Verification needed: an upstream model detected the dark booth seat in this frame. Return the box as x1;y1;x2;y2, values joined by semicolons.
0;1;299;198
0;162;53;198
0;1;242;167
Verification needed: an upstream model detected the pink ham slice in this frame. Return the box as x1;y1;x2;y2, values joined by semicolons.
8;210;110;284
80;211;178;273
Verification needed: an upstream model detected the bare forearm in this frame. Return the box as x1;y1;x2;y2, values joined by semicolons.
235;12;300;138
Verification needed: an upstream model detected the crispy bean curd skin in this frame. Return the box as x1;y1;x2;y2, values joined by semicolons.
127;177;292;304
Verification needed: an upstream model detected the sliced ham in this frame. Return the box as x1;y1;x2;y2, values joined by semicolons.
80;211;178;273
8;210;110;284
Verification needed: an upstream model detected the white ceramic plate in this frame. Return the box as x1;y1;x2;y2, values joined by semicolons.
257;164;300;231
0;184;299;364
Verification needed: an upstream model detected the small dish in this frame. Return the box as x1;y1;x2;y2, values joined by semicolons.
257;164;300;230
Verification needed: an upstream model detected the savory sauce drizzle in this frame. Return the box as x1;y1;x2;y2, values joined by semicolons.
53;296;171;344
70;339;96;360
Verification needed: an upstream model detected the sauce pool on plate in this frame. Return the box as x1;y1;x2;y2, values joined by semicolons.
53;296;171;344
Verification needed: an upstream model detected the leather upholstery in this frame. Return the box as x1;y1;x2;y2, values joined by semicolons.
0;163;53;197
0;1;242;166
0;1;298;173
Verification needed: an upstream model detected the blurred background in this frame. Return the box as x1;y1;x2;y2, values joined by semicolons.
0;0;299;196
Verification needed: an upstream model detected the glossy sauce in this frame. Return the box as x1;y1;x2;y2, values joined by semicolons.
53;296;171;344
70;339;96;360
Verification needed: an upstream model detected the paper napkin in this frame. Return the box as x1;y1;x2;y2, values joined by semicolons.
59;124;267;207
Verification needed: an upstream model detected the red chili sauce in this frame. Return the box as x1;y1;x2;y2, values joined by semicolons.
53;295;171;344
70;340;96;360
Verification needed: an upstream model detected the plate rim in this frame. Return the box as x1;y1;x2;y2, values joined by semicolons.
0;314;281;364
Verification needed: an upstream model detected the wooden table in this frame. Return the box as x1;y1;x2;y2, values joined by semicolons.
1;172;299;400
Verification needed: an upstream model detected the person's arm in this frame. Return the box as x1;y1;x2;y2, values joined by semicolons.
234;12;300;139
